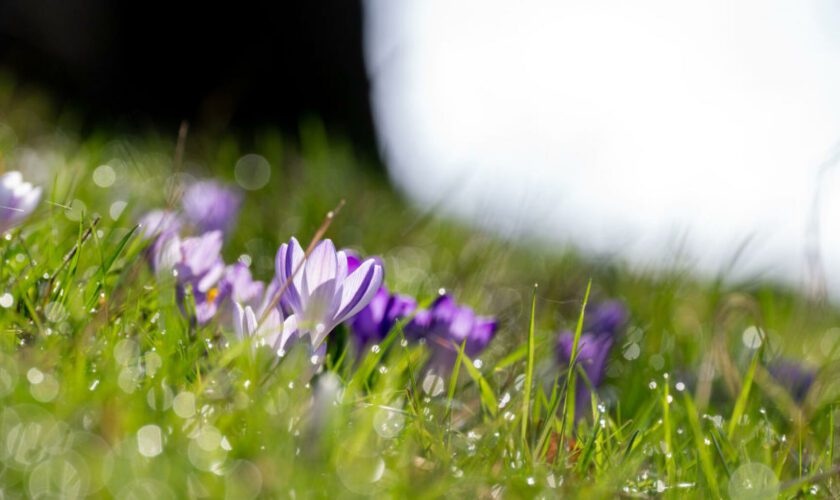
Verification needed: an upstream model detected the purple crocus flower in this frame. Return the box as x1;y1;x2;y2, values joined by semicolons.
138;210;183;273
222;262;265;308
557;332;614;417
170;231;228;324
405;294;498;370
181;180;242;235
768;359;815;403
0;171;41;233
274;237;383;349
233;302;298;352
556;301;627;420
584;300;627;336
350;287;418;347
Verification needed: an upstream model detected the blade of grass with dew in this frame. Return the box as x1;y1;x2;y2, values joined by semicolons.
683;391;720;497
460;349;498;418
564;279;592;433
520;284;537;448
445;339;467;423
727;345;761;439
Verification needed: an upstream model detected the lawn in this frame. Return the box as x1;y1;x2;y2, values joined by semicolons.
0;79;837;498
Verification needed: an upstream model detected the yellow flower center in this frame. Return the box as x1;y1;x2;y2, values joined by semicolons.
206;287;220;304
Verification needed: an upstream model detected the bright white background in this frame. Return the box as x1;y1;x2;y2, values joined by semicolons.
364;1;840;296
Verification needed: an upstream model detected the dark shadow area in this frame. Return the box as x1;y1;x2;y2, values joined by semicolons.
0;0;377;153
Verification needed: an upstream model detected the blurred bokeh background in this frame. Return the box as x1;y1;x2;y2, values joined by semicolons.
3;0;840;297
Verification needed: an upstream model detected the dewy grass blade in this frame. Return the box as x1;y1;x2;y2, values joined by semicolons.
727;344;761;439
683;391;720;497
521;284;537;448
565;279;592;433
445;339;467;423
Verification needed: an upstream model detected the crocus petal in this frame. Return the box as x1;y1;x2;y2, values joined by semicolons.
233;302;246;339
304;240;338;293
335;260;383;321
197;260;226;293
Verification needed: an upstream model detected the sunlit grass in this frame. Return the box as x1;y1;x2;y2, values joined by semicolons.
0;80;838;497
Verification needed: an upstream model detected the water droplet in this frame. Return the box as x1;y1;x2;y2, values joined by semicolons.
370;344;381;354
742;326;764;349
109;200;127;220
649;381;657;390
0;293;13;308
422;372;445;397
675;382;686;392
728;463;779;499
174;392;196;418
234;154;272;190
27;367;44;384
498;392;511;409
92;165;116;188
623;343;640;360
473;359;483;369
137;425;163;457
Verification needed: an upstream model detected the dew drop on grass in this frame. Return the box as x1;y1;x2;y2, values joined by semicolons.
648;381;657;390
92;165;116;187
498;392;511;409
728;463;778;499
109;200;127;220
473;359;483;369
0;293;13;308
742;326;764;349
422;372;444;397
374;408;405;439
137;424;163;457
174;392;196;419
370;344;381;354
623;343;640;360
27;368;44;384
44;302;67;323
675;382;686;392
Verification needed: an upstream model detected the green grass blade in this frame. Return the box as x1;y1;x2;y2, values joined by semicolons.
565;279;592;431
520;284;537;447
683;391;720;497
727;346;761;439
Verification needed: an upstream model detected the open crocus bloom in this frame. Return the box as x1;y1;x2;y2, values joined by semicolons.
275;237;383;348
181;180;242;235
0;171;42;233
170;231;228;324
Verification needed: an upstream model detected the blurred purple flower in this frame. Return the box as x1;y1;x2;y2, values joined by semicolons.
406;294;498;370
223;262;264;308
138;210;183;273
0;171;41;233
181;180;242;235
768;359;815;403
584;300;627;336
275;237;383;349
170;231;228;324
350;287;417;347
556;301;627;420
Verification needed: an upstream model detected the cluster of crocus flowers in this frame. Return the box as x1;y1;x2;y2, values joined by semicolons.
0;171;41;233
139;179;257;325
406;295;498;370
349;281;498;370
556;301;627;420
140;188;497;374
